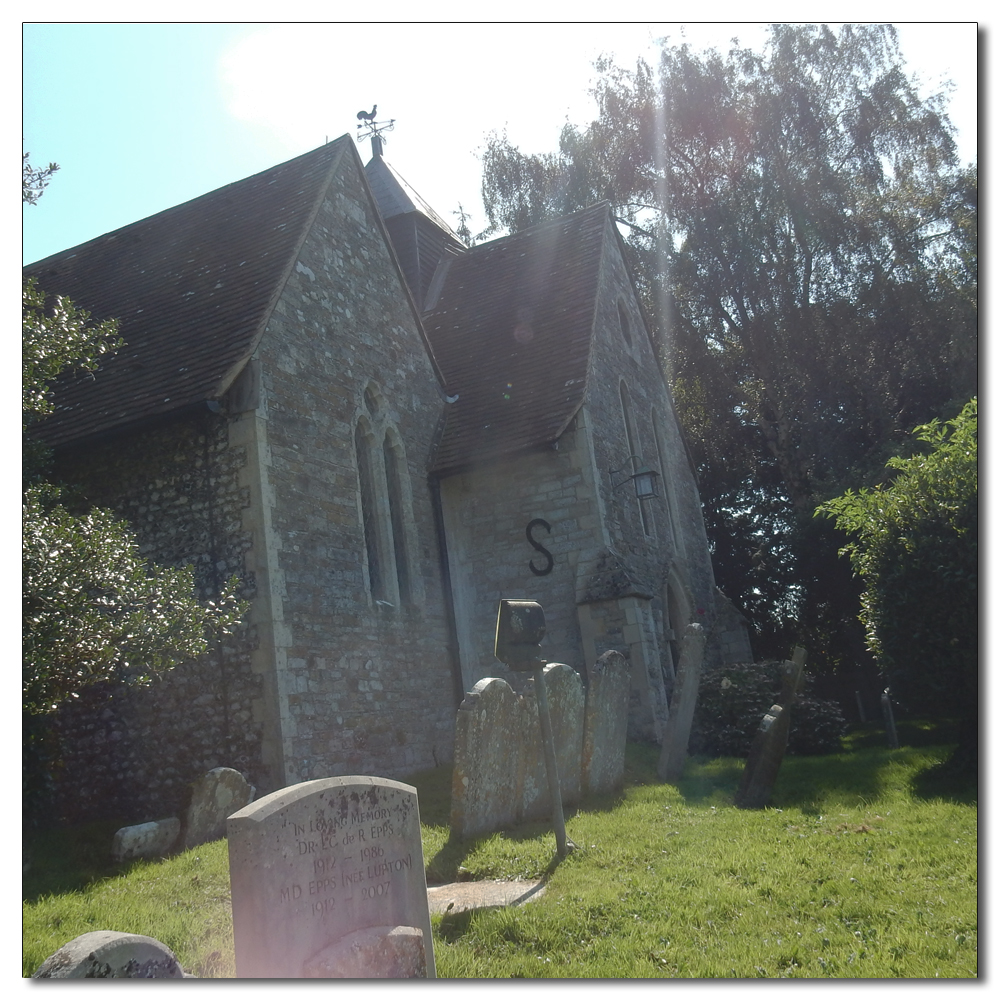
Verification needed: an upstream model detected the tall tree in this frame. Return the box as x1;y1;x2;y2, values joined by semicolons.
481;24;975;678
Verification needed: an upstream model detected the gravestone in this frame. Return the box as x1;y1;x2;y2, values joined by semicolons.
227;776;434;978
521;663;585;822
184;766;255;849
657;623;707;782
582;649;630;795
735;647;807;810
111;818;180;862
32;931;185;978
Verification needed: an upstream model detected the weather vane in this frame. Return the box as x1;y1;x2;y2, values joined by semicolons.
355;104;395;146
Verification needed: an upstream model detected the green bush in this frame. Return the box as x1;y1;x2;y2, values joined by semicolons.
690;660;847;757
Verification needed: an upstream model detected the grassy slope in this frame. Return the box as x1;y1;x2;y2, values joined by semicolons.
23;730;977;979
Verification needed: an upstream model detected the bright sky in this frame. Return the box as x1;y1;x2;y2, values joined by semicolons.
22;19;979;266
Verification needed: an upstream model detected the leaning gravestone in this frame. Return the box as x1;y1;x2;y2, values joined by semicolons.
657;623;708;782
734;647;807;810
227;776;434;978
111;818;180;862
582;649;631;796
184;766;255;849
32;931;185;978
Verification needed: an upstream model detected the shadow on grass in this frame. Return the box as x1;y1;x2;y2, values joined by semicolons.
23;819;131;903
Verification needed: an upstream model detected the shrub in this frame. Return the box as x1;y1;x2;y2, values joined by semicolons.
690;660;847;757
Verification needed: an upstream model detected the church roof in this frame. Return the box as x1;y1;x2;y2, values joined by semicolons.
424;202;610;475
24;138;354;448
364;153;463;241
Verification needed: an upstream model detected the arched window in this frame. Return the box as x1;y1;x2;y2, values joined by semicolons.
619;381;651;536
355;419;384;600
617;298;633;349
383;431;411;605
652;409;681;554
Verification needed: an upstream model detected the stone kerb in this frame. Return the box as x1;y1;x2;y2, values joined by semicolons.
450;677;525;840
227;776;434;978
521;664;585;822
184;766;255;850
582;649;630;795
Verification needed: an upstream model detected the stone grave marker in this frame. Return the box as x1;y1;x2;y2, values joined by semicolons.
111;818;180;862
32;931;186;978
227;776;434;978
582;649;630;796
521;663;584;822
450;677;525;839
657;623;707;782
735;647;807;809
184;766;255;849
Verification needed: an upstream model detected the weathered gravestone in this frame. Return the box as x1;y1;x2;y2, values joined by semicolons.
111;818;180;862
227;776;434;978
32;931;185;978
582;649;631;796
657;623;708;782
734;647;807;810
521;663;585;822
881;688;900;749
184;766;255;849
450;677;525;840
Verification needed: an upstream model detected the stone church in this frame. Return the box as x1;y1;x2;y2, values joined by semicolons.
25;134;751;823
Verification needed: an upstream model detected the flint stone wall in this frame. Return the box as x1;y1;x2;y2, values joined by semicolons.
227;776;434;978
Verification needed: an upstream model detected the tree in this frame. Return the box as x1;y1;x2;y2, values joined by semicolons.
23;150;59;206
480;24;976;681
817;398;977;769
22;167;245;823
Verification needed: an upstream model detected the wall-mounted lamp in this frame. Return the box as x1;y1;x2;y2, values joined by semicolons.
610;455;661;500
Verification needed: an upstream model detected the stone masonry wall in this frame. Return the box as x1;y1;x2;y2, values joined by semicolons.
248;143;457;787
48;413;262;826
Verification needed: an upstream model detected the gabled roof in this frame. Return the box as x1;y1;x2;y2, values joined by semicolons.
424;202;611;475
24;138;353;448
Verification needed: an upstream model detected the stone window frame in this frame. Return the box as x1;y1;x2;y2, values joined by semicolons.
618;379;652;537
651;407;684;558
353;382;421;610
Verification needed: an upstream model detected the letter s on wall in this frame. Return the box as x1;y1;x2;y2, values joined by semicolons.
526;518;554;576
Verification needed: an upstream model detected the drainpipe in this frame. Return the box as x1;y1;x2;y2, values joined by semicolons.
428;473;465;708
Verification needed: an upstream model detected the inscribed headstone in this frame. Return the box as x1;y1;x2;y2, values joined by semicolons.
227;776;434;978
735;647;807;809
111;818;180;862
521;663;585;822
450;677;525;839
657;623;707;782
184;766;255;849
582;649;630;796
32;931;185;978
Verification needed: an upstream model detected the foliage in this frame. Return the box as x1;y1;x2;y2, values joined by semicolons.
690;660;847;758
479;24;976;676
24;742;977;978
23;150;59;206
22;485;244;716
817;399;977;765
22;277;122;424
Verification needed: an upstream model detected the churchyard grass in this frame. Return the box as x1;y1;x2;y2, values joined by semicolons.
23;726;976;979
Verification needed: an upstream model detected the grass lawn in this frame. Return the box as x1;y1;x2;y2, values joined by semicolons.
23;723;977;978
